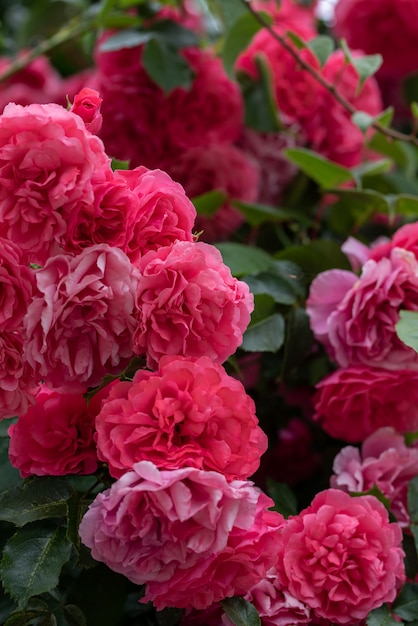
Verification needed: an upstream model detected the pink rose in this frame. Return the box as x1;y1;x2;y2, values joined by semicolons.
114;166;196;263
331;427;418;526
70;87;103;134
79;461;284;610
313;365;418;442
7;385;107;477
276;489;405;624
0;237;34;332
0;332;36;420
95;355;267;479
307;248;418;370
133;241;254;369
24;244;139;392
254;0;318;33
369;222;418;262
334;0;418;80
0;102;111;263
166;144;259;242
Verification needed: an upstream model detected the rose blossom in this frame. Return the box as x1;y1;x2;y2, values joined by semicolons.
8;385;109;477
0;237;34;332
307;248;418;370
95;355;267;479
133;240;254;369
70;87;103;134
79;461;284;610
0;332;36;420
331;427;418;526
0;102;111;264
276;489;405;624
24;244;139;392
166;144;259;242
114;166;196;263
369;222;418;262
313;365;418;442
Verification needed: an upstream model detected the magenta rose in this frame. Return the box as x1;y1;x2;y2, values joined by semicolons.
114;166;196;264
0;102;111;264
307;248;418;370
79;461;284;610
133;240;253;368
369;222;418;262
276;489;405;624
7;385;108;477
95;355;267;479
70;87;103;134
331;427;418;526
24;244;139;392
0;332;36;420
313;365;418;442
0;237;34;332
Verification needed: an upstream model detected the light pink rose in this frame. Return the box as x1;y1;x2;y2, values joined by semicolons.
70;87;103;134
0;102;111;264
307;248;418;370
0;237;34;332
331;427;418;526
95;355;267;480
0;332;36;420
79;461;284;610
276;489;405;624
133;241;254;369
24;244;139;392
313;365;418;442
334;0;418;80
8;385;108;477
341;237;370;271
114;166;196;264
166;144;259;242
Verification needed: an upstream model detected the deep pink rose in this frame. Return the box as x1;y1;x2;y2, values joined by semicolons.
0;332;36;420
331;427;418;526
7;385;108;477
369;222;418;262
166;144;259;242
95;355;267;479
24;244;139;392
79;461;284;610
276;489;405;624
313;365;418;442
0;237;34;332
0;102;111;263
254;0;318;33
70;87;103;134
334;0;418;80
114;166;196;263
307;248;418;370
133;241;254;369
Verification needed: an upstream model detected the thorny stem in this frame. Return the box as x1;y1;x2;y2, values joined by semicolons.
241;0;418;147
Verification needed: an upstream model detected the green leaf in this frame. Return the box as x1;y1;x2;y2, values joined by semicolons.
249;294;276;326
222;12;265;77
233;200;314;228
240;55;280;132
142;39;193;93
393;583;418;621
111;158;130;171
351;158;393;179
369;133;416;176
244;272;298;305
281;307;314;377
307;35;334;66
408;475;418;524
0;522;72;607
352;54;383;91
275;240;351;279
284;148;354;188
241;313;285;353
266;479;298;518
396;310;418;353
221;597;261;626
403;531;418;581
367;604;403;626
375;106;395;128
351;111;374;133
155;607;183;626
393;195;418;215
99;29;153;52
215;243;274;277
404;73;418;104
216;0;248;28
412;102;418;119
192;190;227;217
340;38;353;64
148;20;198;49
351;485;391;510
286;31;306;50
327;188;390;229
63;605;87;626
0;418;21;493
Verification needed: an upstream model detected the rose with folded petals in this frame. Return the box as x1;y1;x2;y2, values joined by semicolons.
133;241;253;369
0;332;36;420
313;365;418;442
0;102;111;264
331;427;418;526
8;385;109;477
70;87;103;134
95;355;267;480
276;489;405;624
369;222;418;262
24;244;139;392
79;461;284;610
0;237;34;332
